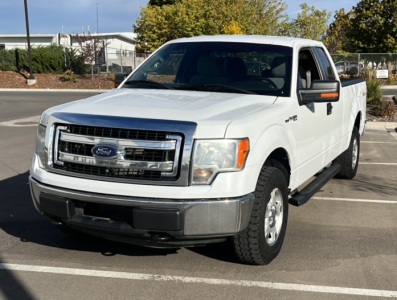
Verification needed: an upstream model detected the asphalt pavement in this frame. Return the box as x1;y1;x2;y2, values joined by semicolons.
0;91;396;300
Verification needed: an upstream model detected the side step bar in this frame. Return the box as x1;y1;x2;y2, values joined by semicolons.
289;163;341;207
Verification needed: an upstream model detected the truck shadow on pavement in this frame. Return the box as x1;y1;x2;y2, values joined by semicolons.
333;172;397;197
0;172;178;259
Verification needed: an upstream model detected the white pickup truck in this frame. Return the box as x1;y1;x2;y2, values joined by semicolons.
30;35;366;265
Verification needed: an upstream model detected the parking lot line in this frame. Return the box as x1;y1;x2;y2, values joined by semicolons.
1;263;397;298
361;141;397;144
360;163;397;165
312;197;397;204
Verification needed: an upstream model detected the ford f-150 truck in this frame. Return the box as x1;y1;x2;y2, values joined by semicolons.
30;35;366;265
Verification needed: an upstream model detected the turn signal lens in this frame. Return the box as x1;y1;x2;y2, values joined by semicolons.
321;93;339;98
238;139;249;169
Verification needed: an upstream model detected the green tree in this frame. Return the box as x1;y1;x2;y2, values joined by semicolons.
323;8;352;53
223;21;244;35
134;0;288;52
345;0;397;53
282;3;331;41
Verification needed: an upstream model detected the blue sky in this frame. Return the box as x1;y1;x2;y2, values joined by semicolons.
0;0;357;35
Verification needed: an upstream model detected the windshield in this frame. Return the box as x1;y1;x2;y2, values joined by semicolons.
122;42;293;97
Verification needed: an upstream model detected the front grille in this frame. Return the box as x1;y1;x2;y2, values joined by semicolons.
51;124;182;182
68;124;168;141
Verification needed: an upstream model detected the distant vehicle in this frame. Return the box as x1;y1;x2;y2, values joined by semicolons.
334;61;364;75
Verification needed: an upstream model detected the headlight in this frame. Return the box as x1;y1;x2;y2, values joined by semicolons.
191;139;249;185
36;124;47;169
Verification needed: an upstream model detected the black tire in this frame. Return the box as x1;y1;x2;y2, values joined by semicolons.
334;126;360;179
233;166;289;265
265;158;289;186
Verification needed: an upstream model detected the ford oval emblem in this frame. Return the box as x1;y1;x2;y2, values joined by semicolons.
91;145;119;159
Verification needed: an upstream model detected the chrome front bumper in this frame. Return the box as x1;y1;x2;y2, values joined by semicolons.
29;176;254;237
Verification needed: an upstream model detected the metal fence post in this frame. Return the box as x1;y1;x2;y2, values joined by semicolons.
120;46;123;73
106;46;109;73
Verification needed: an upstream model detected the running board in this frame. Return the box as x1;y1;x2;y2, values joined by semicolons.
289;163;341;207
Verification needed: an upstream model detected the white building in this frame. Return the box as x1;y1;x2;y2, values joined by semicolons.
0;32;136;51
0;32;141;72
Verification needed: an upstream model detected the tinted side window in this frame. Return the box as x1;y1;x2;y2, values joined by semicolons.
316;48;336;80
298;49;321;89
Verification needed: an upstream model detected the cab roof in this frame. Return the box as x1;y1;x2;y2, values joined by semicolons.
167;35;324;49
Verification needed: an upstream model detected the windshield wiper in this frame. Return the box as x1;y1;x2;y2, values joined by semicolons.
176;84;255;95
123;80;173;90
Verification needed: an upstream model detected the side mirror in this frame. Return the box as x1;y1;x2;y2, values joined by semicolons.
114;72;129;88
299;80;340;105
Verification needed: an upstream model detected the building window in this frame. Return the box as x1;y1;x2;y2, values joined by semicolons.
0;44;5;50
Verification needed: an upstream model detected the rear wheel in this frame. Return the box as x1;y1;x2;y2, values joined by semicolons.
334;126;360;179
233;166;289;265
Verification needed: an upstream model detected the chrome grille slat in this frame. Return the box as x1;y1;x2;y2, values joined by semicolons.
60;132;176;150
58;152;174;171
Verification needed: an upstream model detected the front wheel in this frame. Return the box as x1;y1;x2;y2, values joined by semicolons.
233;166;289;265
334;126;360;179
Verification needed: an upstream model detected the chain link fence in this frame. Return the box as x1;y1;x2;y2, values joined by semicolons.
330;53;397;78
100;47;147;74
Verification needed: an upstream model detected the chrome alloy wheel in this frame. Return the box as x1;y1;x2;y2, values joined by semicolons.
264;188;284;246
352;137;358;169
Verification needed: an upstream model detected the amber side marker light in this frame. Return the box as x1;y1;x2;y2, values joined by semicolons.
238;139;249;169
321;93;339;98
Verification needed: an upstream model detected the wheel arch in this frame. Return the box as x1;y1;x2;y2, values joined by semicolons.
265;148;291;186
354;111;362;132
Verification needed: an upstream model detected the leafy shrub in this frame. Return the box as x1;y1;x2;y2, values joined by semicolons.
0;46;90;74
28;46;65;74
0;49;17;71
361;68;374;81
375;101;397;119
393;96;397;105
387;76;396;85
107;73;115;81
64;48;89;75
63;70;78;82
366;79;383;102
0;62;17;71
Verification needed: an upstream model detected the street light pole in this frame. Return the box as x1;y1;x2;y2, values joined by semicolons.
24;0;35;80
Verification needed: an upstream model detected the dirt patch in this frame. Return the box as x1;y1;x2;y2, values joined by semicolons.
0;71;114;90
366;97;397;122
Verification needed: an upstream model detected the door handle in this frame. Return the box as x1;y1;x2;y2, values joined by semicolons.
327;103;333;115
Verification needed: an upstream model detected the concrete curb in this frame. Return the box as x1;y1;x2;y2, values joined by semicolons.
0;89;111;93
380;85;397;90
366;121;397;131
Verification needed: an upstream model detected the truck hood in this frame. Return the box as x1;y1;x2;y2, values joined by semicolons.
44;89;277;138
